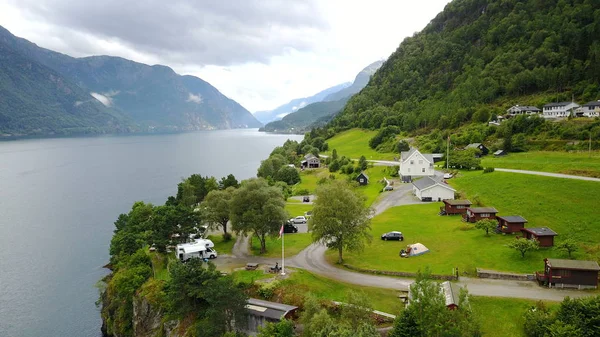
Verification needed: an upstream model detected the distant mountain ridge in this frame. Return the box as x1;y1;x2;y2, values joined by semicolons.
261;60;384;133
253;82;351;124
0;25;261;137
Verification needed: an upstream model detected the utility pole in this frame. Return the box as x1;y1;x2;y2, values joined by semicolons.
446;135;450;170
590;133;592;159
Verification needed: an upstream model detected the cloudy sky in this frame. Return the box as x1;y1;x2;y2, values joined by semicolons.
0;0;451;112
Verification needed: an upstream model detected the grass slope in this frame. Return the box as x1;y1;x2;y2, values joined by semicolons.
324;129;396;160
481;151;600;178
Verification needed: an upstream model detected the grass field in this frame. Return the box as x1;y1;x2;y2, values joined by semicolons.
250;233;313;258
470;296;558;337
323;129;396;160
207;234;236;255
329;170;600;274
481;151;600;178
285;203;313;218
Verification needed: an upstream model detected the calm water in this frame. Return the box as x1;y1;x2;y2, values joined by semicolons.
0;130;302;337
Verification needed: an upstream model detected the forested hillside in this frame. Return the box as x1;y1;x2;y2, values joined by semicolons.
331;0;600;132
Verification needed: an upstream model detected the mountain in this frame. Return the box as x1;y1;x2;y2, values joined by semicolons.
0;26;261;137
330;0;600;132
253;82;351;124
0;37;131;137
322;60;384;102
261;61;383;133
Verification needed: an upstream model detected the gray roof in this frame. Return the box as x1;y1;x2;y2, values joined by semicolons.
444;199;472;206
356;172;369;180
497;215;527;223
583;100;600;107
466;143;482;149
304;153;316;160
547;259;600;271
440;281;462;307
412;177;437;190
494;150;506;155
544;101;578;107
468;207;498;213
510;105;540;111
521;227;557;237
246;298;298;320
401;148;433;163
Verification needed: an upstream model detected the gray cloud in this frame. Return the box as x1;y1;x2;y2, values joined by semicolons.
9;0;328;66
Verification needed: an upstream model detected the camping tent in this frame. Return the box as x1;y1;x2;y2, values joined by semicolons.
406;243;429;256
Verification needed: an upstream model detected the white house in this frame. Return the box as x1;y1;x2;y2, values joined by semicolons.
542;102;580;119
506;105;541;116
576;101;600;118
399;148;435;182
412;177;455;202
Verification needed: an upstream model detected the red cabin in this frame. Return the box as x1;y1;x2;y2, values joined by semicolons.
463;207;498;223
440;199;471;215
520;227;557;247
496;215;527;234
536;258;600;289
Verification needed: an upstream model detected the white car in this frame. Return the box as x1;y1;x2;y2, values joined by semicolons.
443;173;453;179
292;216;307;224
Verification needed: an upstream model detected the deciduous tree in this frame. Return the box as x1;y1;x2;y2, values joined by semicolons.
200;187;235;234
555;238;578;258
474;219;497;236
310;180;372;263
508;238;539;258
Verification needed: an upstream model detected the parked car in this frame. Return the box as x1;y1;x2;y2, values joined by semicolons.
381;231;404;241
443;173;453;179
383;185;394;191
292;216;307;224
303;196;310;202
283;223;298;233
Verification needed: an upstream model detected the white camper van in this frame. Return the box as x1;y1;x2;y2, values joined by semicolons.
176;241;218;261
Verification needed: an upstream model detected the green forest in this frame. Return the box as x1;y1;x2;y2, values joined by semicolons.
330;0;600;135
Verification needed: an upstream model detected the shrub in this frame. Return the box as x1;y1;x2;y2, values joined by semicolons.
294;188;310;196
483;167;495;173
257;280;279;300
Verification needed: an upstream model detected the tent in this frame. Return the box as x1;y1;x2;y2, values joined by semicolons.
406;243;429;257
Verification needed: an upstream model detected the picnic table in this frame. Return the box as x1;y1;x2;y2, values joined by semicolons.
245;263;259;271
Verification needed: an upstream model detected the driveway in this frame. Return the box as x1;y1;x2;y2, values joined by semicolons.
373;183;422;216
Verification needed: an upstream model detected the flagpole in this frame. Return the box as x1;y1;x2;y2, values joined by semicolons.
281;230;286;275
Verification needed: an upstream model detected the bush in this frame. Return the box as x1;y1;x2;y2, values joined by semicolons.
222;232;232;242
294;188;310;196
483;167;495;173
257;281;280;300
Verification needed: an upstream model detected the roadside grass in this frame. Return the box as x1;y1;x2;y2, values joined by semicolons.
323;129;396;161
206;234;236;255
285;203;313;218
250;233;314;258
481;151;600;178
231;269;275;284
470;296;558;337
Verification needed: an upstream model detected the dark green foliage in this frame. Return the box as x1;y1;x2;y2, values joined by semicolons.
358;155;368;171
219;174;240;189
483;167;495;173
397;140;410;153
275;166;301;185
330;0;600;133
369;126;400;149
256;319;295;337
176;174;219;206
447;149;482;170
524;296;600;337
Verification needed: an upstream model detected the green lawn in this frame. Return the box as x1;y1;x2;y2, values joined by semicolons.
207;234;236;255
231;269;275;284
470;296;558;337
250;233;314;258
324;129;397;160
356;166;390;207
285;203;313;218
481;151;600;178
294;168;338;194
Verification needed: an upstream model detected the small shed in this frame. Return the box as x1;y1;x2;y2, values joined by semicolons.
412;177;455;202
493;149;507;157
464;207;498;223
466;143;489;156
536;258;600;289
245;298;298;334
497;215;527;234
440;199;472;215
301;154;320;169
355;172;369;185
520;227;558;247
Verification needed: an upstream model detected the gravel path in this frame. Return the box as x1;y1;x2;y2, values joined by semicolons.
495;168;600;182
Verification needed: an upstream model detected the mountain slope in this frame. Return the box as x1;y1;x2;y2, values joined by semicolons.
0;25;261;133
331;0;600;131
262;61;384;132
253;82;351;124
0;40;131;137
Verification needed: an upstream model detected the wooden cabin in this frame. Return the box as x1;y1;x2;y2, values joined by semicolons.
440;199;472;215
520;227;557;247
463;207;498;223
536;258;600;289
355;172;369;186
497;215;527;234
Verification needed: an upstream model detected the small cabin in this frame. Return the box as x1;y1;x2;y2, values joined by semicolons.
465;143;489;157
355;172;369;186
464;207;498;223
520;227;557;247
493;149;507;157
497;215;527;234
440;199;472;216
440;281;463;310
301;154;320;169
244;298;298;334
536;258;600;289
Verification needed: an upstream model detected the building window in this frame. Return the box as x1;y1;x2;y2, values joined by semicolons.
410;160;414;164
422;168;425;173
456;205;465;209
481;213;490;217
558;270;571;277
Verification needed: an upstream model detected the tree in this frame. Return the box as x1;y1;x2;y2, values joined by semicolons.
310;180;372;263
358;155;368;171
474;219;497;236
200;187;235;234
332;149;338;160
274;166;301;185
524;296;600;337
219;174;239;189
508;238;539;258
555;238;578;258
230;178;288;254
397;140;410;153
256;319;294;337
340;291;373;330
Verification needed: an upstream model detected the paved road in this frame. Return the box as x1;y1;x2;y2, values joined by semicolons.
495;168;600;182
